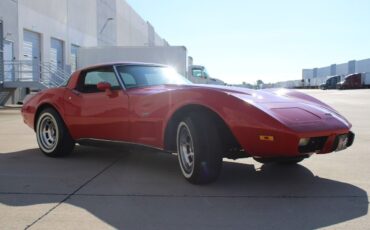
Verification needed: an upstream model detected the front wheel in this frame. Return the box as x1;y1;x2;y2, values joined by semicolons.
36;108;75;157
176;113;222;184
278;157;304;165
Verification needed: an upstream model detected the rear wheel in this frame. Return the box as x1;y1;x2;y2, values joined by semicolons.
253;157;274;164
36;108;75;157
278;157;304;165
176;113;222;184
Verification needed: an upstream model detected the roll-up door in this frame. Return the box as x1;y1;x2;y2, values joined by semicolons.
0;21;3;83
23;30;41;81
3;41;14;82
50;38;64;69
70;44;79;73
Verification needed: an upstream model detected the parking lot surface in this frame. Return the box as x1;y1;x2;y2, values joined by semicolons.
0;89;369;229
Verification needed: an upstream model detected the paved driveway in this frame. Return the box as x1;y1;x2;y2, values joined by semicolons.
0;90;369;229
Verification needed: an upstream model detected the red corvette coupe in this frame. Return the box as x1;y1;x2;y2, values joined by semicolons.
22;63;355;184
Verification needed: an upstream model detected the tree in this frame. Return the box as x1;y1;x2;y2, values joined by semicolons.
256;79;264;89
256;80;264;85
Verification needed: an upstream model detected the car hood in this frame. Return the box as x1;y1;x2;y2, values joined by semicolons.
188;84;312;104
185;84;352;130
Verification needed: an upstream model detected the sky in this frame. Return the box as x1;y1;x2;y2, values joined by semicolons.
126;0;370;84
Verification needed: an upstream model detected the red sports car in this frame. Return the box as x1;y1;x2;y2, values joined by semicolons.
21;63;355;184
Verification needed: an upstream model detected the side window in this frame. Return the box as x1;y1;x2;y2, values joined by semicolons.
192;69;202;77
77;67;120;93
121;73;137;89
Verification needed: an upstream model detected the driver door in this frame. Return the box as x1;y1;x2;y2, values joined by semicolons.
64;66;130;141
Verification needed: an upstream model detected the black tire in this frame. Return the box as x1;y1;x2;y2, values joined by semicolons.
253;157;275;164
278;157;304;165
36;108;75;157
253;156;304;165
176;112;223;184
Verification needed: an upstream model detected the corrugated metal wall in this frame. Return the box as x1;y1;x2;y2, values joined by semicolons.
356;58;370;73
0;20;3;84
303;58;370;86
97;0;117;46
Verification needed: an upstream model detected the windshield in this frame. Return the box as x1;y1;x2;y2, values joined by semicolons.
203;68;210;78
192;67;210;78
116;65;192;89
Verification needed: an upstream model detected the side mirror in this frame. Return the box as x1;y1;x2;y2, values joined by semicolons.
97;82;112;95
97;82;111;91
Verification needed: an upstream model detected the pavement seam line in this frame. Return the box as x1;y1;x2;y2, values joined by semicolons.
1;192;368;199
24;156;122;230
72;194;370;199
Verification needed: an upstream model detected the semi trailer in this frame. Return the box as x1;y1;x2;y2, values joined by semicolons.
319;75;342;90
337;73;370;89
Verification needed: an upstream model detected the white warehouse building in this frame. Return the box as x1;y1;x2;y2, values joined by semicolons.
0;0;169;104
302;58;370;87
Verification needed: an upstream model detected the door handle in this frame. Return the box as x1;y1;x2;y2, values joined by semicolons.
71;89;81;96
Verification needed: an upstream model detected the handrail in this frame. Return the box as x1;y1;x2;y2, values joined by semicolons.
3;60;70;89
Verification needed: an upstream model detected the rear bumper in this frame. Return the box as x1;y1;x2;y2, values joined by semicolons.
21;106;35;130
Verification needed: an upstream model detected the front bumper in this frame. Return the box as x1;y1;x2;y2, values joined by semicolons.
298;131;355;154
316;131;355;154
235;126;355;158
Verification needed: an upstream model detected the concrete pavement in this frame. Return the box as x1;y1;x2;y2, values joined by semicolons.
0;90;369;229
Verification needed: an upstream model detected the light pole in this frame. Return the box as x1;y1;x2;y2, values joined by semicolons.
99;17;114;34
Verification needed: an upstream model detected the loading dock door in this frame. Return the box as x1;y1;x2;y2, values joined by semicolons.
3;41;14;82
23;30;41;81
0;20;3;83
70;44;79;73
50;38;64;85
50;38;64;70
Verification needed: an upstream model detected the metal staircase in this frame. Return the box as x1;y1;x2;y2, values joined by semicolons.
0;60;70;105
2;60;70;89
0;89;13;105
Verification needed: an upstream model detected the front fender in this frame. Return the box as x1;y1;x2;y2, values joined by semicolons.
162;88;290;152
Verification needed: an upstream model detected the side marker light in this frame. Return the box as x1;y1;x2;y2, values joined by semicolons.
260;136;274;141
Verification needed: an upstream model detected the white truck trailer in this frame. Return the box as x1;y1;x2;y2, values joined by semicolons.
77;46;225;85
